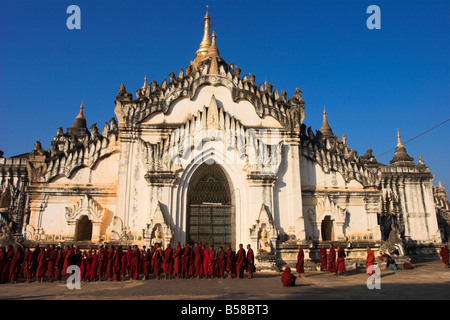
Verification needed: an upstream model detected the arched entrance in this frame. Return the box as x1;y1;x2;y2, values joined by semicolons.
321;215;333;241
187;163;235;249
74;215;93;241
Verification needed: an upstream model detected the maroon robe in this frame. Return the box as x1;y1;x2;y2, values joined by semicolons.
366;249;375;274
226;249;236;275
62;248;74;277
1;248;14;283
54;249;64;281
236;248;245;278
21;250;33;280
194;245;203;276
142;249;151;279
440;247;449;266
9;249;23;281
120;254;127;277
208;248;216;275
181;246;191;275
89;253;98;280
281;267;296;287
130;248;141;279
36;250;47;277
172;245;182;275
247;248;255;275
152;248;163;277
188;248;195;277
113;248;123;281
215;249;226;277
295;247;304;274
105;248;114;279
97;248;107;279
337;247;346;272
163;247;173;275
46;248;57;278
328;246;336;273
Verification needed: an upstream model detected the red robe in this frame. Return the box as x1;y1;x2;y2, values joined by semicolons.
328;247;336;273
188;248;195;277
226;249;236;275
365;249;375;274
152;248;163;277
21;250;33;280
105;248;114;279
247;248;255;275
1;249;14;283
113;248;123;281
46;248;57;278
215;249;226;277
208;249;216;275
121;254;127;277
236;248;245;277
337;248;346;272
440;247;449;266
281;267;296;287
295;247;304;274
163;247;173;275
202;249;209;275
9;249;23;281
181;246;191;275
62;248;74;276
130;248;141;279
142;250;151;279
36;250;48;277
54;250;64;281
172;245;182;275
89;253;98;280
319;247;327;270
194;246;203;276
97;249;106;279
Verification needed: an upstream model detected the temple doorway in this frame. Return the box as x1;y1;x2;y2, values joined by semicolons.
321;215;333;241
74;215;93;241
187;163;235;249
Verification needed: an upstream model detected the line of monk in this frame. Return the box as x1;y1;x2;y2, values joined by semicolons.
0;241;256;284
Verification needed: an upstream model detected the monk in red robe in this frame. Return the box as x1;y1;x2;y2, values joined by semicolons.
9;247;23;284
163;244;173;279
36;247;48;282
236;244;245;279
30;245;41;278
181;243;191;279
246;244;255;279
21;247;33;283
215;246;226;278
62;245;74;278
126;246;132;276
208;245;216;278
105;246;115;281
226;245;236;279
319;245;327;271
152;243;163;279
328;244;336;275
365;246;376;274
439;245;449;268
295;245;305;278
188;245;195;278
89;250;98;281
46;245;57;282
194;242;203;278
172;242;182;279
1;245;14;283
130;245;141;280
142;248;151;280
120;250;127;279
113;246;123;281
54;247;64;282
202;244;209;277
281;266;296;287
336;245;347;276
96;245;107;281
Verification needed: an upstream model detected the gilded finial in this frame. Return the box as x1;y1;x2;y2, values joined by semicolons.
397;128;403;147
195;5;212;60
320;105;333;136
142;74;147;90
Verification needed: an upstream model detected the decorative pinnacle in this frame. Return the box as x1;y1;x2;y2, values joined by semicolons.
196;5;212;60
397;128;403;147
320;105;333;136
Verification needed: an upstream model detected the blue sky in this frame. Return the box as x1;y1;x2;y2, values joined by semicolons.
0;0;449;190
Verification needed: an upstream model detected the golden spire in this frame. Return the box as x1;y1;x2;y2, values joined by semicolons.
76;99;85;119
195;5;212;61
397;128;403;147
320;105;333;136
142;74;147;90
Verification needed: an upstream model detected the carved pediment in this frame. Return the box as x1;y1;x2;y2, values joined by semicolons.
65;194;105;224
